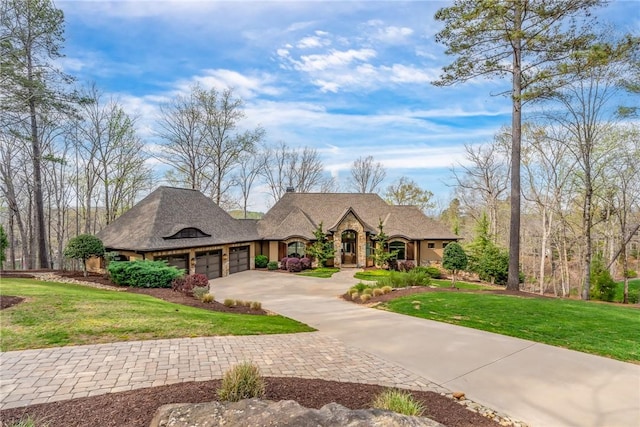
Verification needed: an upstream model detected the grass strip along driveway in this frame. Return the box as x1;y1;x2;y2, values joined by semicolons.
0;278;313;351
381;291;639;363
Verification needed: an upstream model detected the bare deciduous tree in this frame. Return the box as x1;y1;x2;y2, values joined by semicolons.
350;155;386;193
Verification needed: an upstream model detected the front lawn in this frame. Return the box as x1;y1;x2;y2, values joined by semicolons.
297;267;340;278
382;292;640;362
0;278;314;351
354;269;392;281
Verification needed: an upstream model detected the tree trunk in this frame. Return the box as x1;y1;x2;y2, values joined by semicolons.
580;168;593;300
507;8;522;291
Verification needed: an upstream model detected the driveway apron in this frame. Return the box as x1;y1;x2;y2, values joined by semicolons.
210;270;640;427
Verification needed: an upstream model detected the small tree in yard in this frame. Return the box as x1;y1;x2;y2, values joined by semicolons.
372;220;398;269
443;242;468;287
306;222;335;267
64;234;105;277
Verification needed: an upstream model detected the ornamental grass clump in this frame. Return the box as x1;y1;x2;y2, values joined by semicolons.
360;294;372;303
372;389;424;416
223;298;235;307
250;301;262;311
217;362;265;402
192;286;209;300
381;286;393;294
201;293;214;303
372;288;384;297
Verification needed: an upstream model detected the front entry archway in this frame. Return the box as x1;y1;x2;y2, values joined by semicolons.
341;230;357;265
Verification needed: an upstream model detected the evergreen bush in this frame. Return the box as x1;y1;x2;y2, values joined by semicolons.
267;261;278;270
254;255;268;268
107;260;183;288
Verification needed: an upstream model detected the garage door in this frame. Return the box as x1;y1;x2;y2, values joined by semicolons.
229;246;249;274
195;250;222;279
156;254;188;272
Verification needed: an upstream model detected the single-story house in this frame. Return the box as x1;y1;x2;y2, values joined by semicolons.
96;186;459;279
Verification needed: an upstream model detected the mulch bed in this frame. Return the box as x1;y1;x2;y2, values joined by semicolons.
1;271;503;426
0;378;499;427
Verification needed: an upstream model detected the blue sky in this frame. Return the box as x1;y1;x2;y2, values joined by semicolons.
57;0;640;212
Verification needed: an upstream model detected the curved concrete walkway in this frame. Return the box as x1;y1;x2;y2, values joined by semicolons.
209;270;640;427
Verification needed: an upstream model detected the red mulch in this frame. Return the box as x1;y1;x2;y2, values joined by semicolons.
0;378;499;427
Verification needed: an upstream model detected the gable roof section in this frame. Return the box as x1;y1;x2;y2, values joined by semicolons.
258;193;458;241
97;186;259;252
383;206;458;240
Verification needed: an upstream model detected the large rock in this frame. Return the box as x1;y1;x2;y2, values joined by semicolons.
150;398;445;427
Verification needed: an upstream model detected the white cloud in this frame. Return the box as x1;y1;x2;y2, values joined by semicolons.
175;69;280;100
293;48;377;72
383;64;435;84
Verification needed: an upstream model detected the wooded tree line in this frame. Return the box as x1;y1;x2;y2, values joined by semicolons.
0;0;435;270
1;0;638;304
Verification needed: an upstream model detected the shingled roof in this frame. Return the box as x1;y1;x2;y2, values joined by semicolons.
97;186;259;251
257;192;458;241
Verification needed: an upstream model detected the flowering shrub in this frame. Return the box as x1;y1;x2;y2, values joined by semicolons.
397;260;415;272
300;257;312;270
172;273;209;296
280;257;289;270
286;257;302;272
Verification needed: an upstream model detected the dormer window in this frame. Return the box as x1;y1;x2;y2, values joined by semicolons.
164;227;210;239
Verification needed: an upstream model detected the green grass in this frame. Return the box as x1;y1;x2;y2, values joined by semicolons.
297;267;340;278
614;279;640;303
428;279;492;290
382;291;640;362
354;269;488;290
354;269;392;281
0;278;314;351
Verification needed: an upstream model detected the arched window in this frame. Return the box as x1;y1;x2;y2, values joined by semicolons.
287;241;306;258
389;241;406;260
164;227;211;239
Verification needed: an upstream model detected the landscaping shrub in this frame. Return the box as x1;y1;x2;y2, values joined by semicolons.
107;260;183;288
414;266;442;279
223;298;235;307
397;260;415;272
362;287;373;295
372;389;424;416
300;256;312;270
254;255;268;268
192;286;209;300
377;270;431;288
590;256;617;302
372;288;384;297
280;257;289;270
628;289;639;304
172;273;209;296
201;293;214;303
286;257;302;272
381;285;393;294
250;301;262;310
217;362;265;402
360;294;372;302
267;261;279;270
352;282;369;292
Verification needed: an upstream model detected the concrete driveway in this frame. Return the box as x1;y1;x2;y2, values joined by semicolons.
210;269;640;427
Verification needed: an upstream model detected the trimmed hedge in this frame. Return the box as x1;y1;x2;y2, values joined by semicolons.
267;261;278;270
255;255;268;268
108;260;184;288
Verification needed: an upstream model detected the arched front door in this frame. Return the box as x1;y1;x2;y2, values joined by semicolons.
341;230;357;265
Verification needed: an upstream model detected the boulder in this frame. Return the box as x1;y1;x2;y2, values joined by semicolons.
150;398;445;427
